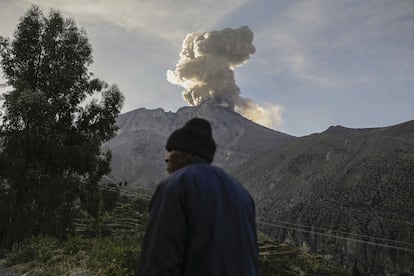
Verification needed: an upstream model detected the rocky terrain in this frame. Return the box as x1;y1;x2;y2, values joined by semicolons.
104;103;294;189
234;120;414;275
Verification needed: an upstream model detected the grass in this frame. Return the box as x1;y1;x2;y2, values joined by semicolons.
1;193;350;275
3;235;141;275
2;234;350;276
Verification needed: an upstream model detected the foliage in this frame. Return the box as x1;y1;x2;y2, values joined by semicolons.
87;237;140;275
2;235;349;276
0;5;123;247
1;194;349;276
4;235;140;275
4;235;59;266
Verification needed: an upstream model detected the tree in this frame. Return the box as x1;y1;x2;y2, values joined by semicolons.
0;5;124;246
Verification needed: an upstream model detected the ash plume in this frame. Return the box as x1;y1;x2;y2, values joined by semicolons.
167;26;284;129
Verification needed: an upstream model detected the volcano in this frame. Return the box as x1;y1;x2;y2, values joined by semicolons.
104;103;295;189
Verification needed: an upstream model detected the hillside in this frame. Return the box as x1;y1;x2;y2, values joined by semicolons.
0;187;349;275
234;120;414;274
104;103;294;189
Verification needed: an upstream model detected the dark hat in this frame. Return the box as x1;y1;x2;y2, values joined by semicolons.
166;118;216;163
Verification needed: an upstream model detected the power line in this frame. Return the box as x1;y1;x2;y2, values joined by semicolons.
97;183;414;252
257;220;414;253
283;200;414;226
257;217;414;248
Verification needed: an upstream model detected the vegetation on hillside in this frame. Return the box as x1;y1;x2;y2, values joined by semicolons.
0;192;349;275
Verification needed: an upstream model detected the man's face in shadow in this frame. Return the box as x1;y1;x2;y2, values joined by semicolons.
165;150;191;174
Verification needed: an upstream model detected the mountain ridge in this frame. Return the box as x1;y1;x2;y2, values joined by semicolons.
233;119;414;274
104;104;294;189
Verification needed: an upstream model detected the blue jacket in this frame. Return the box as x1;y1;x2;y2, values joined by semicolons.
139;164;259;276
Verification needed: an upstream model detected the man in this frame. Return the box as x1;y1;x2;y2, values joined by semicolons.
138;118;259;276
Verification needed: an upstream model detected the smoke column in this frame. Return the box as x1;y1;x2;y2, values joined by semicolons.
167;26;283;129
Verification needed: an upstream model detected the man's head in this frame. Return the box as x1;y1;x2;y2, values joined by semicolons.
165;118;216;174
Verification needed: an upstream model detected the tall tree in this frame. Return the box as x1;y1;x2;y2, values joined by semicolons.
0;6;124;246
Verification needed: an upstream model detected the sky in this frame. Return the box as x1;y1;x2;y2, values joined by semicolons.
0;0;413;136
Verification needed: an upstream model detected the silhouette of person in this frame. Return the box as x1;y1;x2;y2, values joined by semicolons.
138;118;259;276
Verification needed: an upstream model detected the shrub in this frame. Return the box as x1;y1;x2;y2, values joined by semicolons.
5;235;59;266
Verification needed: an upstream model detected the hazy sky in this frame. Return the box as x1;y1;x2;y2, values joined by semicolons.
1;0;413;136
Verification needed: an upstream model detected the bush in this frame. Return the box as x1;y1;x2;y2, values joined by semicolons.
5;235;59;266
4;235;140;275
88;237;140;275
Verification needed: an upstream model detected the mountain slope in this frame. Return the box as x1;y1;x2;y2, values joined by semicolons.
234;120;414;275
104;103;294;189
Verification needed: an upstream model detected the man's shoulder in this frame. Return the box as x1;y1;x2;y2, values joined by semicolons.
180;164;231;177
185;163;219;171
182;164;243;185
166;164;224;183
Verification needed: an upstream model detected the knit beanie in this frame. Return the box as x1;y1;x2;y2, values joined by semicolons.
166;118;217;163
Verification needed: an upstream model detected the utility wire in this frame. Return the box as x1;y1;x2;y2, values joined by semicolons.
98;182;414;252
257;220;414;253
257;217;414;248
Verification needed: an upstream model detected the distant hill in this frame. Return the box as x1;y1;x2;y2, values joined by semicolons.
104;103;294;189
234;120;414;274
